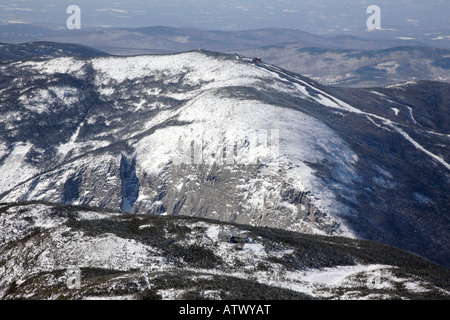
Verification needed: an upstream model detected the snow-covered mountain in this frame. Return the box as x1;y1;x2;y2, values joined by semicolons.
0;49;448;267
1;202;448;300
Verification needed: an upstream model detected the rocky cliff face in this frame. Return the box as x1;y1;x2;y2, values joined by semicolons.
0;49;448;265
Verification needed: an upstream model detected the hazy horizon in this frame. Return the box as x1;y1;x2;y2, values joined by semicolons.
1;0;448;38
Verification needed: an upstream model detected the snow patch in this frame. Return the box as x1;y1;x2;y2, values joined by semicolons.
413;192;431;204
19;89;54;114
22;57;86;78
374;61;400;74
0;142;37;194
57;123;84;158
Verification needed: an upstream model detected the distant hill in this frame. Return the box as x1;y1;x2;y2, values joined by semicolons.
237;45;450;87
0;24;419;55
0;41;109;62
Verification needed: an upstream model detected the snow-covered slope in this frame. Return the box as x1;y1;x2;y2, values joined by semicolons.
0;51;359;235
1;203;448;300
0;50;448;266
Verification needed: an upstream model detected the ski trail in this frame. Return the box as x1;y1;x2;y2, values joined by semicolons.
261;63;450;172
406;106;418;125
392;126;450;171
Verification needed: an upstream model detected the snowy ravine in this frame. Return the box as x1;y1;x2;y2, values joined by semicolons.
0;50;449;266
0;203;448;300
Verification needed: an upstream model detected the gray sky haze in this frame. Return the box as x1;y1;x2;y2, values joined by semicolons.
0;1;449;42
